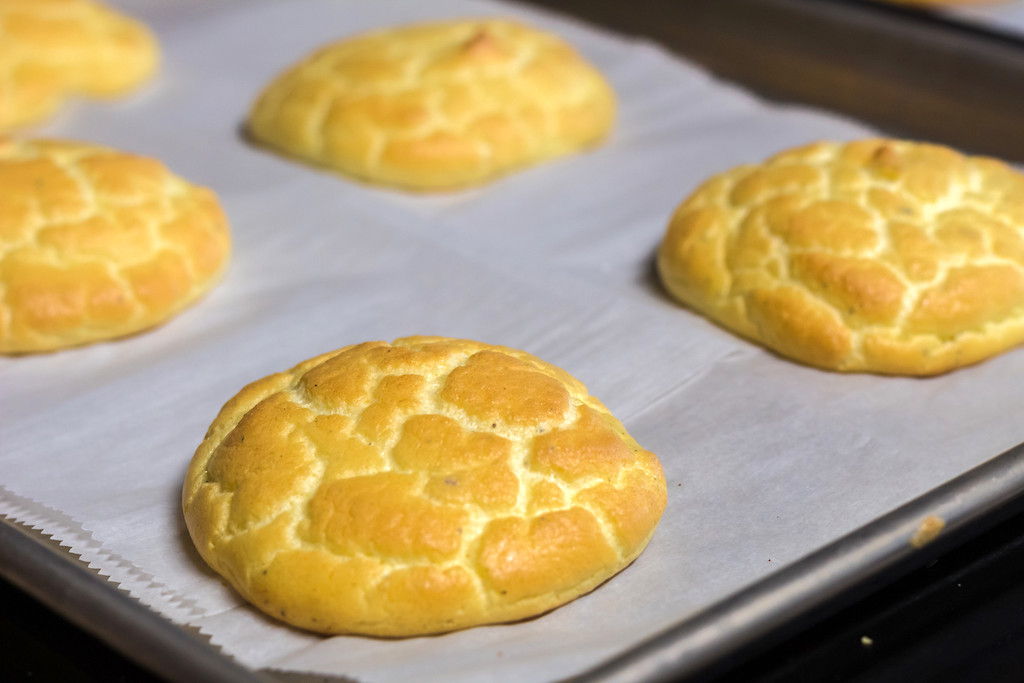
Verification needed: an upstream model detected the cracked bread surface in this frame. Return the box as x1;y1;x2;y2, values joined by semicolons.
246;18;616;190
0;139;231;353
0;0;158;131
182;337;666;637
657;139;1024;375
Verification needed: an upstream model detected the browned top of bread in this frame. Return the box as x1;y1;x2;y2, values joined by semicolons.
247;18;616;190
0;0;158;131
183;337;666;637
0;139;231;353
657;139;1024;375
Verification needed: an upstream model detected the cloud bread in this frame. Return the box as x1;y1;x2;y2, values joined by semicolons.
0;0;158;132
247;19;616;190
183;337;666;636
0;139;231;353
657;139;1024;375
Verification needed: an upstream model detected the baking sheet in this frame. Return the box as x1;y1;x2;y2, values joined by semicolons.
3;1;1024;681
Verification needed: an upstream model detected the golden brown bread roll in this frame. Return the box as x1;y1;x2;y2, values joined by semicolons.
657;139;1024;375
247;19;616;191
0;0;158;132
0;139;231;353
183;337;666;636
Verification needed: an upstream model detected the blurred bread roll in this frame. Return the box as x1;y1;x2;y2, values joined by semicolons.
247;18;616;190
0;0;158;131
657;139;1024;375
183;337;666;636
0;139;230;353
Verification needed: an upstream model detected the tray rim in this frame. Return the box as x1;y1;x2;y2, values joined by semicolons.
5;439;1024;682
568;439;1024;682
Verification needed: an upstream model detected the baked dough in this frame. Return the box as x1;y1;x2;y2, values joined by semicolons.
247;19;616;190
0;139;231;353
657;139;1024;375
183;337;666;636
0;0;158;132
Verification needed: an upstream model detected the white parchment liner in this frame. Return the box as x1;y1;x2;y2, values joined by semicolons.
3;1;1024;681
941;1;1024;35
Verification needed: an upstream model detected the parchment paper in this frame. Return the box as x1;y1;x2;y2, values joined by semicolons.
3;1;1024;681
940;1;1024;35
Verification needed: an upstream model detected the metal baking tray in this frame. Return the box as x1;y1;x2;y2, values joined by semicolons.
4;1;1024;681
5;440;1024;682
523;0;1024;163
